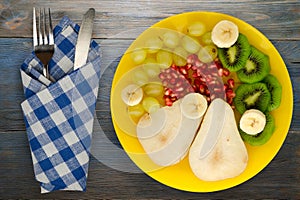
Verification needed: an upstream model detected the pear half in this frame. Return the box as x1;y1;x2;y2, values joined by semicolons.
189;98;248;181
137;94;207;167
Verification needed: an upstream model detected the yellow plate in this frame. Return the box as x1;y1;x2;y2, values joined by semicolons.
110;11;293;192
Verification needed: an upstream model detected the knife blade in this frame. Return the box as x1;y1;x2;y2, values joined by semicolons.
74;8;95;70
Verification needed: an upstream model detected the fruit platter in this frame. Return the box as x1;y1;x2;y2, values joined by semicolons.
110;12;293;192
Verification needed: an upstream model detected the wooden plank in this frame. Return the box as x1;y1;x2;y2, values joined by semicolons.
0;0;299;40
0;130;298;198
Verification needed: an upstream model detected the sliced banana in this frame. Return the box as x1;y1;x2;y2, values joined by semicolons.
121;84;143;106
180;93;207;119
239;109;266;135
137;108;167;139
211;20;239;48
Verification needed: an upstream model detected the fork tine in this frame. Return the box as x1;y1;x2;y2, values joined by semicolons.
48;8;54;45
38;8;43;45
42;8;48;45
33;8;38;47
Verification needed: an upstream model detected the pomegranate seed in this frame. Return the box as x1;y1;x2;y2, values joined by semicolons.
170;71;178;79
192;71;198;78
165;68;171;74
199;84;206;94
191;65;198;71
218;68;223;77
215;61;222;69
208;63;217;70
170;92;176;98
208;79;217;85
226;88;236;98
170;96;177;101
164;88;172;96
171;64;177;70
159;72;165;79
211;71;219;78
188;87;195;93
227;97;233;105
166;74;172;79
186;63;192;70
175;87;184;92
222;68;230;76
165;99;173;106
210;94;216;100
195;69;201;77
192;84;198;92
194;78;201;86
170;78;176;85
175;81;183;88
162;80;168;86
206;96;211;103
213;87;222;93
227;78;235;88
223;83;229;91
179;67;188;75
205;89;211;96
195;60;203;68
187;54;196;64
200;77;206;82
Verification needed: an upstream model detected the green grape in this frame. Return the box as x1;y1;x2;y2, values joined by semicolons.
145;37;163;54
142;58;161;78
173;46;188;66
198;45;218;63
128;103;146;120
143;82;164;97
156;50;173;69
201;32;213;45
162;31;180;49
181;35;201;53
142;96;161;113
130;49;147;64
187;21;206;37
133;69;149;86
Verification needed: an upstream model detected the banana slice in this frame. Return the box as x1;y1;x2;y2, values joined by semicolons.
239;109;266;135
180;93;207;119
121;84;143;106
211;20;239;48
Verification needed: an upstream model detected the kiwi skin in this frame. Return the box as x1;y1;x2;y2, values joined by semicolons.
234;82;271;114
237;46;270;83
239;112;275;146
262;74;282;111
218;33;251;72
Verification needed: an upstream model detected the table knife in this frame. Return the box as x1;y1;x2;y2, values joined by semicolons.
74;8;95;70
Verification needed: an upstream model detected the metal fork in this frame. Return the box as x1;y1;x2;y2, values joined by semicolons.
33;8;54;81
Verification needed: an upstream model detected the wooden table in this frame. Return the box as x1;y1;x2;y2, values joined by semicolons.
0;0;299;199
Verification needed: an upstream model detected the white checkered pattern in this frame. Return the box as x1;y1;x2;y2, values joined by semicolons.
20;16;101;193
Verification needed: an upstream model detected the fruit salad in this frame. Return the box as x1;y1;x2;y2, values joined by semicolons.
120;19;282;147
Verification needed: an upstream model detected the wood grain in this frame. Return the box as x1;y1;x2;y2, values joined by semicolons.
0;0;299;198
0;0;299;39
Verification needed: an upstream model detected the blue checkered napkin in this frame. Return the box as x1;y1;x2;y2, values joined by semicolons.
20;16;101;193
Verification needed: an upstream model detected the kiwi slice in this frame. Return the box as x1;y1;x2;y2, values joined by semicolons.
237;46;270;83
262;74;282;111
234;82;271;114
218;34;251;72
240;112;275;146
